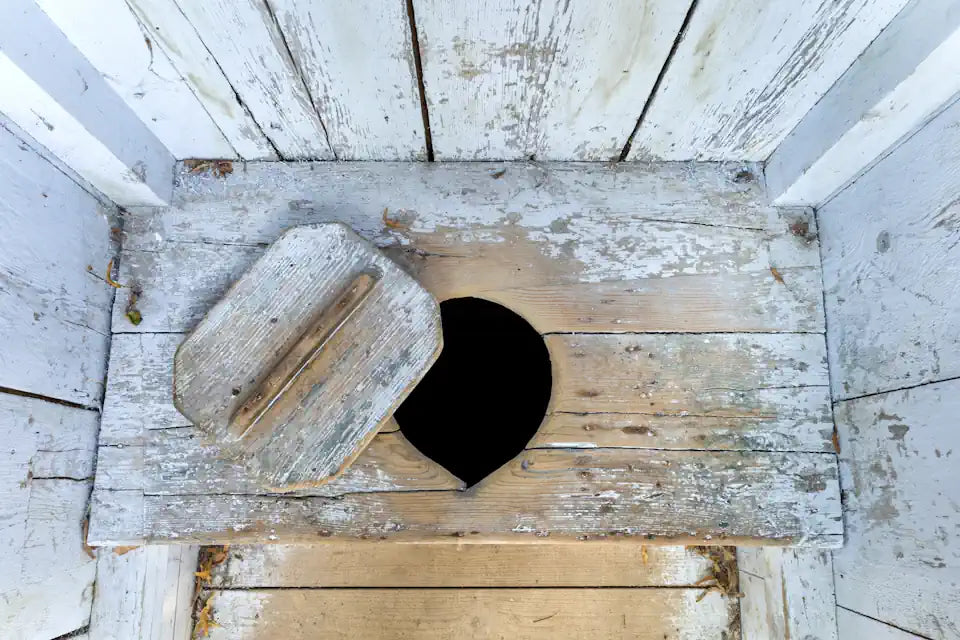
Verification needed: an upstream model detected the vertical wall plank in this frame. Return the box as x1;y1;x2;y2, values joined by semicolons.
35;0;236;160
269;0;426;160
414;0;692;160
0;0;174;205
160;0;334;160
628;0;910;161
125;0;276;160
0;124;115;406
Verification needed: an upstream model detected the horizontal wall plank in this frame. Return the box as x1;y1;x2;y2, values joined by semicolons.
166;0;333;159
270;0;425;160
0;125;115;405
767;0;960;206
413;0;692;160
36;0;236;160
93;448;843;546
833;380;960;639
819;96;960;399
205;588;732;640
0;0;174;205
629;0;910;160
124;0;275;160
210;543;714;588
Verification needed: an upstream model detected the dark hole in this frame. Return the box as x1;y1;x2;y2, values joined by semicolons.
394;297;552;487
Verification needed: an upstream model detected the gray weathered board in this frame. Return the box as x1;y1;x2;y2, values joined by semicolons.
174;224;441;490
88;161;841;547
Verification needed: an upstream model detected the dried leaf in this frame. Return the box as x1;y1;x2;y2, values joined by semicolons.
194;569;211;581
194;595;219;638
490;168;506;179
640;545;649;565
105;259;124;289
382;207;408;230
113;545;139;556
769;266;785;284
126;309;143;325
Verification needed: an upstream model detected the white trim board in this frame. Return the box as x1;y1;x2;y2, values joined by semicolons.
767;0;960;207
0;0;173;206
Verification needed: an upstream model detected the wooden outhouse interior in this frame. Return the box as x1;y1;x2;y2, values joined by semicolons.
1;0;957;638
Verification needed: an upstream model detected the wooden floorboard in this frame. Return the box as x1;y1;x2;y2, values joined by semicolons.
204;587;733;640
91;161;839;548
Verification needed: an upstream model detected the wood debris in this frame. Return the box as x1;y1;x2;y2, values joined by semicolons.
490;168;506;179
382;206;409;230
81;516;96;559
184;159;234;178
688;546;741;602
193;545;229;638
769;266;785;284
113;545;139;556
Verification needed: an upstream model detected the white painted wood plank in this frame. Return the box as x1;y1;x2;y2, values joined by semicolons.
833;381;960;639
739;547;838;640
0;0;174;205
0;124;114;405
124;0;275;160
161;0;333;159
35;0;236;160
414;0;692;160
768;0;960;207
270;0;425;160
819;97;960;400
89;545;199;640
836;608;928;640
629;0;910;161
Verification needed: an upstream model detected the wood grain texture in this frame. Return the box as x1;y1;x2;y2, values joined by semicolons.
836;609;929;640
819;96;960;400
767;0;960;206
35;0;236;160
739;548;838;640
0;394;99;639
124;0;275;160
209;543;714;588
89;545;198;640
106;448;842;546
0;0;174;205
629;0;911;160
163;0;333;159
205;588;732;639
832;381;960;639
173;224;441;488
413;0;692;160
0;124;115;405
269;0;425;160
91;161;836;546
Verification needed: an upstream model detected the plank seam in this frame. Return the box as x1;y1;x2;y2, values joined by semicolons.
260;0;337;160
618;0;700;161
833;373;960;404
205;585;723;591
0;386;100;412
404;0;433;161
159;0;281;160
836;606;934;640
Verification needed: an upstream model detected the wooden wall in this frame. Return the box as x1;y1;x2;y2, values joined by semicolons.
21;0;909;163
0;122;117;638
818;93;960;639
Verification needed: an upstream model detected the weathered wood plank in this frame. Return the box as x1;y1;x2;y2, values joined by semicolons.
124;0;275;160
35;0;236;160
94;429;463;495
0;395;99;638
0;0;174;205
0;125;115;405
269;0;425;160
412;0;691;160
205;588;732;639
160;0;333;159
89;545;198;640
101;332;831;453
832;381;960;639
819;96;960;400
836;609;928;640
122;449;842;546
739;548;838;640
629;0;910;160
210;543;714;588
767;0;960;206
